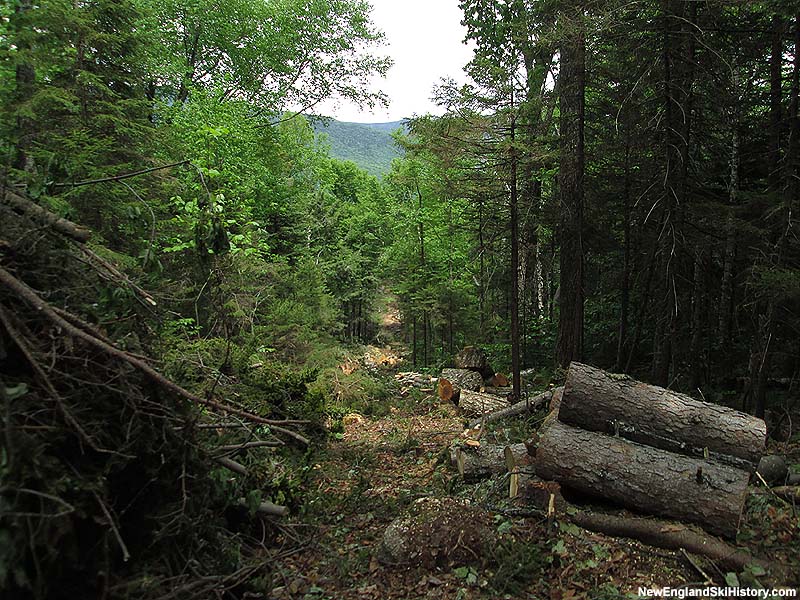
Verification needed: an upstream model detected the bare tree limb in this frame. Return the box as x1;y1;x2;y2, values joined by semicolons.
2;187;91;243
51;160;190;188
0;267;310;446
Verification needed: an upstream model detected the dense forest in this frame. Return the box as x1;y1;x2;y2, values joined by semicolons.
1;0;799;598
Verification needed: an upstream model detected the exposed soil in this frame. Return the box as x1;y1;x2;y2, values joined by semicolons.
267;389;709;600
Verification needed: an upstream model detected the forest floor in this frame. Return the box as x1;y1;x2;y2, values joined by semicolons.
264;300;799;599
266;371;713;600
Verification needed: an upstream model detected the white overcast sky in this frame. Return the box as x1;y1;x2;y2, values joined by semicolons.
319;0;475;123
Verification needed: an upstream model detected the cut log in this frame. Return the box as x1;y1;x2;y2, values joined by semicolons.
559;362;766;470
456;389;511;418
756;455;788;486
441;368;483;391
454;346;493;378
489;372;509;387
535;420;750;538
450;442;528;481
467;387;560;429
480;385;513;398
437;378;456;402
437;368;483;402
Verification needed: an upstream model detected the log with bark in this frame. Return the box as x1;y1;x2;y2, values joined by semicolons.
437;368;483;402
454;346;493;378
467;387;560;429
559;362;766;470
535;420;750;538
395;371;437;391
480;385;513;398
456;389;511;418
450;442;529;481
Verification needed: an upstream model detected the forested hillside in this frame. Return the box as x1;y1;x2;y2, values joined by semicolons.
1;0;799;598
313;119;405;175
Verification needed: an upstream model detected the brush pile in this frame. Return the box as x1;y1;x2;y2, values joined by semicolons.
1;189;306;599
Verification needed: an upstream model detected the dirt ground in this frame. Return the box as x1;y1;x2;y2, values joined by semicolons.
266;386;765;600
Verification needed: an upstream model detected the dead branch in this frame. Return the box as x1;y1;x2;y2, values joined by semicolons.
568;510;777;577
0;266;310;446
51;160;190;188
236;498;288;518
215;457;248;476
0;305;103;452
216;441;283;452
771;486;800;502
2;187;91;243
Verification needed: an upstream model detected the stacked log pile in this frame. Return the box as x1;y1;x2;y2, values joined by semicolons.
535;362;767;538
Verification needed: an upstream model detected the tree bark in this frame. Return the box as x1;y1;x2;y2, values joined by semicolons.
437;369;484;402
456;390;512;418
535;420;751;538
467;387;559;429
559;362;766;469
454;346;492;378
555;11;585;368
450;442;528;481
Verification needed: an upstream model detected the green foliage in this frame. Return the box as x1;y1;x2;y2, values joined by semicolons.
308;366;393;418
313;119;404;176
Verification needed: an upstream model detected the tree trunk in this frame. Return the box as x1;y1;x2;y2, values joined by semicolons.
12;0;35;172
535;420;750;538
555;12;585;368
559;362;766;469
769;15;785;181
509;92;521;401
615;138;632;371
688;251;704;389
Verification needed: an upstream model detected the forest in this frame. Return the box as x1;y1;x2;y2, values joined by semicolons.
1;0;799;599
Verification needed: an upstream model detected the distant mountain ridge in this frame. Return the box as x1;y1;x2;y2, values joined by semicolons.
313;119;406;177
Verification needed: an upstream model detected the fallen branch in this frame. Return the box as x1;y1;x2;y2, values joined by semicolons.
468;387;558;429
237;498;288;518
490;497;782;582
2;187;91;243
0;267;310;446
568;511;775;577
216;440;283;452
215;457;248;476
771;486;800;503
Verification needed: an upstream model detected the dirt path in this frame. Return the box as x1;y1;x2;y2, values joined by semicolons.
268;384;704;600
271;394;468;599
